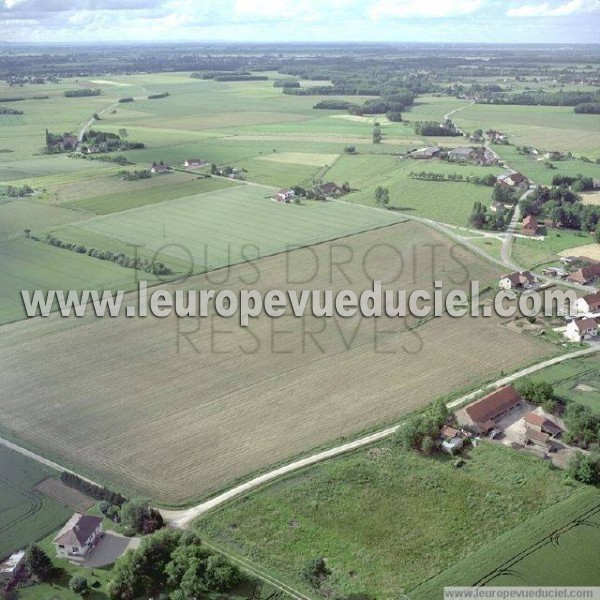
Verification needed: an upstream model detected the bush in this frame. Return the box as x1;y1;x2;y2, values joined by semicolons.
70;575;89;595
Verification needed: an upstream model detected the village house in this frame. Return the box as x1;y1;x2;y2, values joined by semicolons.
184;158;207;169
566;264;600;285
53;513;103;562
459;385;523;434
524;412;563;437
272;188;295;203
448;146;497;165
499;270;536;290
150;162;170;174
485;130;507;143
409;146;440;159
521;215;539;236
315;182;345;197
577;292;600;313
497;172;529;191
565;317;598;342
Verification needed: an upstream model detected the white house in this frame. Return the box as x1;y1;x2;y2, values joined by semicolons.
565;317;598;342
499;271;536;290
184;158;207;169
576;292;600;314
272;188;295;203
53;513;103;561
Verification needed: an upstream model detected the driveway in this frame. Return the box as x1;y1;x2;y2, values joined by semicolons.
83;531;140;568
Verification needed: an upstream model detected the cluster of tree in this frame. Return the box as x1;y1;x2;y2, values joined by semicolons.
468;201;506;231
348;98;409;116
213;75;268;81
493;183;520;205
118;169;152;181
515;379;556;413
408;171;497;186
191;71;251;79
396;399;450;453
302;557;331;590
60;471;127;506
148;92;170;99
118;97;134;103
0;106;23;114
5;184;33;197
107;530;242;600
478;90;600;107
0;94;47;102
292;182;350;200
44;129;78;153
210;163;246;179
283;85;381;96
119;498;164;535
273;79;300;88
82;129;145;152
43;234;173;276
64;88;101;97
72;153;132;165
313;100;355;110
414;119;461;136
574;103;600;114
563;403;600;451
566;451;600;486
23;544;53;582
551;174;597;191
343;145;356;154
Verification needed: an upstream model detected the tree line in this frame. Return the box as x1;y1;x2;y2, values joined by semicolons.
64;88;101;97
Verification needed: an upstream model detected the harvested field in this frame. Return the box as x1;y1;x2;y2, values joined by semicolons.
35;478;95;513
581;191;600;206
559;243;600;261
0;222;559;505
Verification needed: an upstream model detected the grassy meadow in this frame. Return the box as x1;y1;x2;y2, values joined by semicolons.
195;443;582;599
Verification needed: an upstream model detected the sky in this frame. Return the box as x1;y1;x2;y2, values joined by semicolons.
0;0;599;44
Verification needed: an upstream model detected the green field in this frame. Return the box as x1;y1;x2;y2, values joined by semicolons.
0;445;71;560
411;486;600;598
195;443;578;600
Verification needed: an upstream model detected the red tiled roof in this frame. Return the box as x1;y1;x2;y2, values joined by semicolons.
440;425;460;439
525;428;550;444
466;385;522;427
582;292;600;309
573;317;597;332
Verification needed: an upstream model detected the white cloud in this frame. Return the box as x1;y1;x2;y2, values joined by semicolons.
370;0;483;19
506;0;600;17
233;0;319;20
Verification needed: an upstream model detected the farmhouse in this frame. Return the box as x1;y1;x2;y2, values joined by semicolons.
53;513;103;561
447;146;497;165
184;158;207;169
486;130;507;144
565;317;598;342
410;146;440;159
524;412;562;437
460;385;523;434
576;291;600;313
497;172;528;191
316;182;345;197
499;270;536;290
566;264;600;285
521;215;539;236
273;188;295;203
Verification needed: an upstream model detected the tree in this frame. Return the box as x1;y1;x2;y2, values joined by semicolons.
92;113;100;120
468;201;488;229
23;544;53;581
374;186;390;208
372;124;382;144
566;451;600;485
70;575;89;596
421;435;434;455
516;379;554;407
302;557;331;589
204;555;241;591
386;110;402;122
210;163;217;175
24;228;31;238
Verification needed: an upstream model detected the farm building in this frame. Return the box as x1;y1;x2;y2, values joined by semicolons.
564;317;598;342
447;146;497;165
524;427;551;448
439;425;464;454
53;513;103;562
184;158;207;169
499;270;536;290
524;412;562;437
521;215;539;236
576;292;600;313
0;550;24;581
497;172;528;191
566;264;600;285
272;189;295;203
459;385;523;434
486;130;507;143
316;182;345;197
447;147;475;162
410;146;440;159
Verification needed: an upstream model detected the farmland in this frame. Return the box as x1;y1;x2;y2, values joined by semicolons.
411;486;600;597
195;442;581;599
0;445;71;560
0;222;560;504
